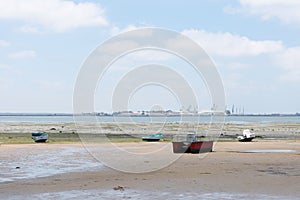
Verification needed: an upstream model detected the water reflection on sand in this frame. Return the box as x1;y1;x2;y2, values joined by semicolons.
0;145;101;182
7;189;299;200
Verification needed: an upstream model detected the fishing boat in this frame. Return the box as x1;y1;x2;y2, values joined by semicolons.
142;133;163;142
172;132;213;153
32;132;48;142
237;129;255;142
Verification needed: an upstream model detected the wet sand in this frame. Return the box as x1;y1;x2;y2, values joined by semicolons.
1;122;299;144
0;121;300;136
0;140;299;199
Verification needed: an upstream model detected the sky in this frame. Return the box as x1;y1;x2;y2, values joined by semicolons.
0;0;300;114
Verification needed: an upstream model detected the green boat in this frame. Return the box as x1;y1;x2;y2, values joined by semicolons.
142;133;163;142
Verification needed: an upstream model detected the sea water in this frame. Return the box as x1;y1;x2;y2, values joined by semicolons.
0;115;300;123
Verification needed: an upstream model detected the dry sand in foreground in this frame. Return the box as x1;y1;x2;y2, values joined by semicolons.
0;140;299;199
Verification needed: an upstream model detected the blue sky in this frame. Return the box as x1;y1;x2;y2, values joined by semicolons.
0;0;300;113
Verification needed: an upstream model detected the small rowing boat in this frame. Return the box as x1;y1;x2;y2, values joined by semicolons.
32;132;48;142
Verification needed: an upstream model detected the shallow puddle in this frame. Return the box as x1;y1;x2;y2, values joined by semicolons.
240;149;299;153
4;189;299;200
0;146;101;182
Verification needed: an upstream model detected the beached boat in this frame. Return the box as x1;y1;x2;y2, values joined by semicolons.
172;133;213;153
142;133;163;142
32;132;48;142
237;129;255;142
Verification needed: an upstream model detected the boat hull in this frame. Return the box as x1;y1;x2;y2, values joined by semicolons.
142;133;163;142
33;139;48;143
238;137;254;142
172;141;213;154
142;138;161;142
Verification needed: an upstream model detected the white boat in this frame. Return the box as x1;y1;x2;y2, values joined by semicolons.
237;129;255;142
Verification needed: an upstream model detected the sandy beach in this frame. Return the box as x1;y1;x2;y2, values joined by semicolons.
0;138;299;199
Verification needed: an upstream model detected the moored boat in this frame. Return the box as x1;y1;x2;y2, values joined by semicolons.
172;133;213;153
237;129;255;142
142;133;163;142
32;132;48;142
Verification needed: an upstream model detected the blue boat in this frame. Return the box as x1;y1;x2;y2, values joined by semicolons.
32;132;48;142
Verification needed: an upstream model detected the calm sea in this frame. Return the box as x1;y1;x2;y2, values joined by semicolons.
0;115;299;123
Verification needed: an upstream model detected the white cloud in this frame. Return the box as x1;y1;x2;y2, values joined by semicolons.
110;24;157;36
0;0;108;32
182;29;283;57
9;50;37;59
19;25;42;34
218;62;253;70
110;25;139;36
274;47;300;83
182;28;300;83
225;0;300;25
0;40;10;47
101;40;140;56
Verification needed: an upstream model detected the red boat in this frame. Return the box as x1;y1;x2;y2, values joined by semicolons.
172;133;213;154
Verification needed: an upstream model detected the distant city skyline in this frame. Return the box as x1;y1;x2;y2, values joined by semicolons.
0;1;300;114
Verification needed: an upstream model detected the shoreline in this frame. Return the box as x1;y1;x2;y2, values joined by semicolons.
0;121;299;144
0;112;299;116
